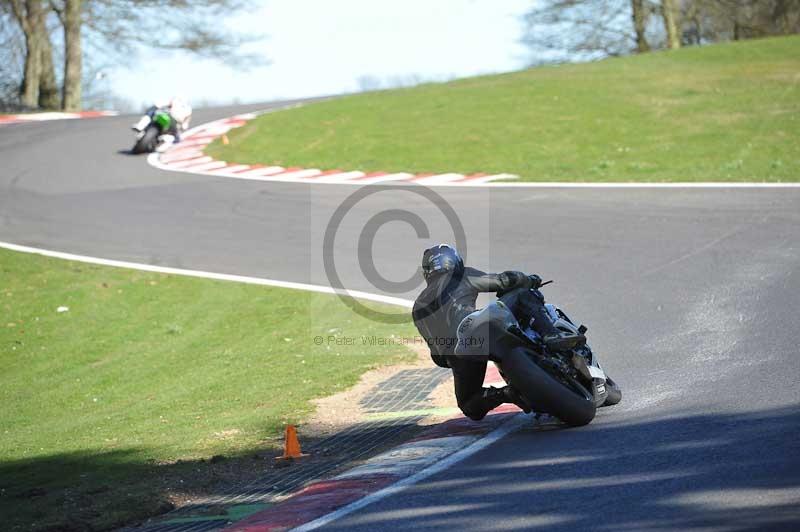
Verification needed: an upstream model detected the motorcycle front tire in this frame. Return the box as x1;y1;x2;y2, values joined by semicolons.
132;126;159;154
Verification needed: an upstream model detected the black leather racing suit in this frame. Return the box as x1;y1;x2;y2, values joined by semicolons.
412;267;558;420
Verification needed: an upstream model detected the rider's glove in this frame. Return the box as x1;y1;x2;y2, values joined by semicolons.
527;274;543;289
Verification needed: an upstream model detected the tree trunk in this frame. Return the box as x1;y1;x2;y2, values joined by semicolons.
772;0;799;35
661;0;681;49
20;30;41;108
62;0;82;111
37;8;59;109
631;0;650;52
15;0;47;108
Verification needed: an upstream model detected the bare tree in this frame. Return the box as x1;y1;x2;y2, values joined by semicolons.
52;0;81;110
0;2;26;109
632;0;651;52
773;0;800;33
1;0;59;109
6;0;263;111
8;0;45;107
661;0;681;48
686;0;799;41
522;0;635;62
38;7;59;109
523;0;799;62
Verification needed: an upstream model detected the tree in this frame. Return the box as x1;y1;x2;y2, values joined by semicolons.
37;8;59;109
57;0;81;110
8;0;43;107
0;2;26;109
522;0;635;61
5;0;263;111
2;0;58;109
522;0;799;63
661;0;681;48
632;0;651;52
684;0;799;42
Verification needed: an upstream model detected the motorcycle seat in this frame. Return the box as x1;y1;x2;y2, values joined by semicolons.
455;301;518;357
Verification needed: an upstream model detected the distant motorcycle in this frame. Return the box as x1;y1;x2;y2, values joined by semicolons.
456;283;622;426
130;108;178;154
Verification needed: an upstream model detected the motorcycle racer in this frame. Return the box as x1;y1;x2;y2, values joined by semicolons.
412;244;585;421
132;96;192;146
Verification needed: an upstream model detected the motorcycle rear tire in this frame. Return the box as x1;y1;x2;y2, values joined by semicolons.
501;347;596;426
132;126;159;154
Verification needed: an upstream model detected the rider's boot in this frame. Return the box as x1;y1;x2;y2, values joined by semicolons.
542;332;586;352
461;386;506;421
502;386;533;413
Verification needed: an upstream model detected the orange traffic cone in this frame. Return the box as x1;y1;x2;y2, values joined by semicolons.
276;425;307;460
222;134;230;145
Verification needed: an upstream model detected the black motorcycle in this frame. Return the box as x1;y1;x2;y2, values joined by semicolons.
455;284;621;426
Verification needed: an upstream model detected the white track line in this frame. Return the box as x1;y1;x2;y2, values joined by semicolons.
413;173;467;185
291;413;527;531
315;171;367;183
0;241;413;309
0;110;118;125
355;173;416;184
150;108;800;188
0;240;529;528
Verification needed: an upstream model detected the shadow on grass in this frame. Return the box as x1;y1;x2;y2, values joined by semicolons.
3;406;799;532
0;416;429;532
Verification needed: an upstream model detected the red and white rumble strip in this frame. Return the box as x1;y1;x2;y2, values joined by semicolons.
226;363;521;532
148;112;518;186
0;110;117;126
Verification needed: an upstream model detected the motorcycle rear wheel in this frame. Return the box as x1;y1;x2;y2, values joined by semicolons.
501;347;596;426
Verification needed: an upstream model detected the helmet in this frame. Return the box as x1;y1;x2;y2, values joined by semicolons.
421;244;463;281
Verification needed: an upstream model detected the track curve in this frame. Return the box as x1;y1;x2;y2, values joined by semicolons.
1;100;799;530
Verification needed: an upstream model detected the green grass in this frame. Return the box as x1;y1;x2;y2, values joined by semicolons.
0;248;415;531
207;36;800;182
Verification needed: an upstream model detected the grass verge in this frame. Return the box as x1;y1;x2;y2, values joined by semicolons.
0;248;415;531
207;36;800;182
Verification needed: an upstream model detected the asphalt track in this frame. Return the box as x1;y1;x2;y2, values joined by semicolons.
2;102;799;531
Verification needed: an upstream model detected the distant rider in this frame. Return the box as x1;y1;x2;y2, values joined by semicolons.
412;244;585;421
132;96;192;143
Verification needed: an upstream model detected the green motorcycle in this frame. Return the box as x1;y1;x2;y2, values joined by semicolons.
131;108;176;154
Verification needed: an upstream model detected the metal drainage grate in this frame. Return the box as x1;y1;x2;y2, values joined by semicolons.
361;367;451;413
